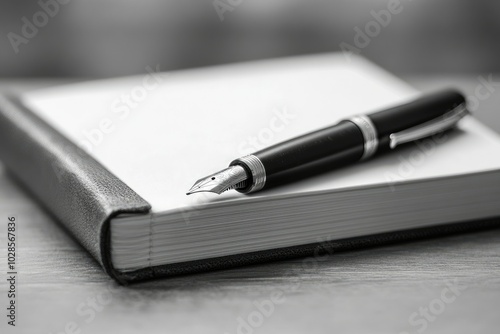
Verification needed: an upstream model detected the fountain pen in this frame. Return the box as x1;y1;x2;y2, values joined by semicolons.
187;89;469;195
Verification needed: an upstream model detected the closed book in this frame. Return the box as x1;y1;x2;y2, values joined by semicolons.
1;54;500;283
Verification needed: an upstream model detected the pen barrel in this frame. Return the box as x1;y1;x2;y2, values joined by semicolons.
233;89;466;193
252;121;364;188
368;89;466;151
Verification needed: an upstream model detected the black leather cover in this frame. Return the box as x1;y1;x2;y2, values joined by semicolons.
0;95;151;283
1;94;499;284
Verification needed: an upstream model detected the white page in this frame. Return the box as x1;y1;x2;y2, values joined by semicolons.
22;54;500;212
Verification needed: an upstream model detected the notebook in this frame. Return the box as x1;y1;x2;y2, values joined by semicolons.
1;53;500;283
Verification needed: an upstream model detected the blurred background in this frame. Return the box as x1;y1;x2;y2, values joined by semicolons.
1;0;500;78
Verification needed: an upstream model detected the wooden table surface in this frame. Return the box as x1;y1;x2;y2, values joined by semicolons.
1;76;500;334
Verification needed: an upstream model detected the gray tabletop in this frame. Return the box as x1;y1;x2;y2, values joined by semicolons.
1;76;499;334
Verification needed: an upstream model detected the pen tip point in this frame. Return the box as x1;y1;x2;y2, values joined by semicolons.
186;165;250;195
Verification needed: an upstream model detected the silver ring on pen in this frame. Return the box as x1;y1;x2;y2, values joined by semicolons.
348;115;379;160
230;154;266;193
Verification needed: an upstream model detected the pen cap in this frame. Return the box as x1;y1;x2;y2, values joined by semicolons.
368;89;466;149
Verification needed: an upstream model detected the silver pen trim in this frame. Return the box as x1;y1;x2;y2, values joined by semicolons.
389;103;469;149
230;154;266;193
348;115;379;160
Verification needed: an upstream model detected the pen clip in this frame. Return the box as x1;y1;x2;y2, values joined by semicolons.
389;103;469;149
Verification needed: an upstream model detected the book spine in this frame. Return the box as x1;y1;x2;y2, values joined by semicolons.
0;95;151;282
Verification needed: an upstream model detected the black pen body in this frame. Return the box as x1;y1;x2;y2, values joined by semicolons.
369;89;466;151
253;121;364;188
230;89;467;193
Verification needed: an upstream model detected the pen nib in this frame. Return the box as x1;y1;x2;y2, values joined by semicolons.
186;165;249;195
